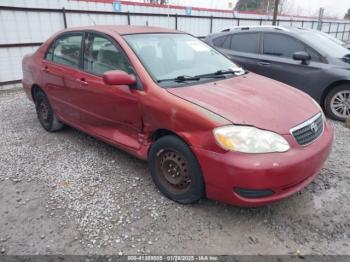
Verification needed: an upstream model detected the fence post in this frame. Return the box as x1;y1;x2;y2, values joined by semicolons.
311;21;315;29
175;13;178;30
62;7;67;28
328;22;331;33
317;8;324;30
342;23;346;41
319;21;323;31
301;20;304;28
210;15;213;33
335;22;340;38
127;11;131;25
237;18;240;26
260;18;262;25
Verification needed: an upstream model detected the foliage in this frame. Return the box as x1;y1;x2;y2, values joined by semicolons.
235;0;286;14
345;8;350;19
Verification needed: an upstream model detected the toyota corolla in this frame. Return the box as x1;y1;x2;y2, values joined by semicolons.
22;26;333;207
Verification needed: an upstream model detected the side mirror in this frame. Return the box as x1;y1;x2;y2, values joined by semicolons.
102;70;136;86
293;51;311;65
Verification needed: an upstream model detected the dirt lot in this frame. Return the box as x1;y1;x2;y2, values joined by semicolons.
0;90;349;256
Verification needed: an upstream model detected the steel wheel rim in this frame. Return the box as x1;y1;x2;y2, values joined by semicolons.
156;149;191;193
330;90;350;118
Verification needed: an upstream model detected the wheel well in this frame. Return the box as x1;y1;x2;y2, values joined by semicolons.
31;84;43;103
150;128;193;149
149;128;192;156
321;80;350;107
151;129;179;142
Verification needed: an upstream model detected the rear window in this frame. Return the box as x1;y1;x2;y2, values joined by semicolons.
46;34;83;69
230;33;259;54
212;36;227;47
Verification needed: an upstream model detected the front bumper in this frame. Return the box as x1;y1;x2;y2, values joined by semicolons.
193;120;333;207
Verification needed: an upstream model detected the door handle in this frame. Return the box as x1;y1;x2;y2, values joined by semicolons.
258;61;271;66
76;78;88;86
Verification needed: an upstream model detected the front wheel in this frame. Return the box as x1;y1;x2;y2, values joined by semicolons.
324;84;350;121
148;135;205;204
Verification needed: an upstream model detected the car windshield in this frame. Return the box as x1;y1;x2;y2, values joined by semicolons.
318;31;345;45
298;31;350;58
123;33;243;87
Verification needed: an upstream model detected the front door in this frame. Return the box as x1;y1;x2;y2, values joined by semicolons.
71;32;143;150
256;32;326;95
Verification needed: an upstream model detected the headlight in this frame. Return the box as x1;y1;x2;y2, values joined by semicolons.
213;125;290;153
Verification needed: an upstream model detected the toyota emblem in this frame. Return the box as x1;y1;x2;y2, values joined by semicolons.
310;122;318;133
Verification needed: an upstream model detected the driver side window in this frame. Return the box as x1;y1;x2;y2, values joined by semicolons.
263;33;305;58
83;34;131;75
263;33;322;62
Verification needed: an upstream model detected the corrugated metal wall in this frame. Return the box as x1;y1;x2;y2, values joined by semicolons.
1;0;350;84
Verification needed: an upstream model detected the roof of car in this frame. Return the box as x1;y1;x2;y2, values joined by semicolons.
64;25;181;35
208;26;311;39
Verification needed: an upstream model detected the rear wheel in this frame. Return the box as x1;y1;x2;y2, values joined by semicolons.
148;135;204;204
324;84;350;121
35;91;64;132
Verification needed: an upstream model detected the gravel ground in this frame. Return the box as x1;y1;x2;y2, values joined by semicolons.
0;90;349;256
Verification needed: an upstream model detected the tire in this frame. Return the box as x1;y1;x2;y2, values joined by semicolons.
35;91;64;132
148;135;205;204
324;84;350;121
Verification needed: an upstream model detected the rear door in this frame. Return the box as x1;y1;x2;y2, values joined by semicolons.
42;32;84;122
257;32;326;94
215;32;261;72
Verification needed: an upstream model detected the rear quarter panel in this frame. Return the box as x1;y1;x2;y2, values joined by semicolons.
21;33;61;102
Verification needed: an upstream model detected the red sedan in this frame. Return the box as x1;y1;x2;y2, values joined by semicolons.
22;26;333;207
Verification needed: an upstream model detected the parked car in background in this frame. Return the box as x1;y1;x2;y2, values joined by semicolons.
220;25;350;50
22;25;333;207
205;26;350;121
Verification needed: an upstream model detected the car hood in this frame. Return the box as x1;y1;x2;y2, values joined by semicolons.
167;73;320;135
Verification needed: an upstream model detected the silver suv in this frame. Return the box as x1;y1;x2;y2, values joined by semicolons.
205;26;350;121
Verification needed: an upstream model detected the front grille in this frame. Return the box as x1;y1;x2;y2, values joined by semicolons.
290;113;323;146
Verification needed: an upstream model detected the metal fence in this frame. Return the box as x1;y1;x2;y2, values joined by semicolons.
1;5;350;86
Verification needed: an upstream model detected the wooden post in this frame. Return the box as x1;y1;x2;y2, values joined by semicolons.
272;0;279;26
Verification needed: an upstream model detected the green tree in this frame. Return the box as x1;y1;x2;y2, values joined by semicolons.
234;0;286;14
345;8;350;19
235;0;262;11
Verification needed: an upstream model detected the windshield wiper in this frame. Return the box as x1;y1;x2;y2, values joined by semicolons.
157;69;246;83
197;68;245;78
157;74;226;83
157;75;201;83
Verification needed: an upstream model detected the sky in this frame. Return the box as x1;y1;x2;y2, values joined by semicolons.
170;0;349;18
